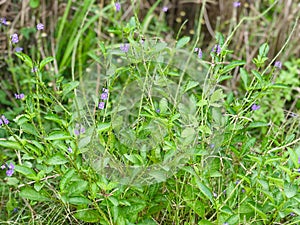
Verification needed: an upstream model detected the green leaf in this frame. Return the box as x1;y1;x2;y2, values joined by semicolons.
67;180;88;196
184;81;199;93
159;98;168;113
39;57;55;71
248;121;269;129
47;154;68;165
176;36;190;49
251;70;263;83
259;42;269;57
29;0;40;8
44;114;65;126
240;68;249;89
15;165;37;179
210;89;225;103
198;220;213;225
153;42;167;52
287;148;299;168
67;196;91;205
194;178;213;203
14;52;33;68
247;202;267;219
0;140;22;150
45;131;71;140
220;60;245;75
20;123;39;137
74;209;100;223
97;123;111;133
62;81;79;100
19;187;50;201
60;168;75;191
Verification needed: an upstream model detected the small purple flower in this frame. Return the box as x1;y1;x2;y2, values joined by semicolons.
36;23;44;30
74;129;80;136
74;123;85;136
212;44;221;54
80;127;85;134
290;212;296;216
15;93;25;99
233;1;241;7
67;147;73;153
242;189;245;193
115;2;121;12
223;223;229;225
0;17;8;25
8;163;14;170
98;102;105;109
156;109;160;113
11;33;19;44
162;6;168;12
274;61;282;69
251;104;261;111
102;88;108;93
101;92;108;100
210;143;215;149
0;119;3;126
235;179;240;185
140;39;145;44
13;208;18;213
120;43;130;53
298;156;300;164
15;47;23;52
213;192;217;198
6;169;14;177
1;164;6;170
31;67;38;73
1;115;9;125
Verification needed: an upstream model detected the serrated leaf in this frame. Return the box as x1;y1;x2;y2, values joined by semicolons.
39;57;54;71
19;187;50;201
62;81;79;100
60;168;75;191
46;154;68;165
176;36;190;49
45;131;71;140
67;180;88;196
74;209;100;223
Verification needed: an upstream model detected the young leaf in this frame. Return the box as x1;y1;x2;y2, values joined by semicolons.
176;36;190;49
14;52;33;68
39;57;55;71
60;168;75;191
67;180;88;196
74;209;100;223
45;131;71;140
46;154;68;165
240;68;249;89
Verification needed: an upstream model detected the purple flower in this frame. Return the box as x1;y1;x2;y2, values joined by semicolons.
6;169;14;177
1;115;9;125
251;104;260;111
8;163;15;170
115;2;121;12
197;48;203;59
31;67;38;73
67;147;73;153
11;33;19;44
223;223;229;225
233;1;241;7
102;88;108;93
36;23;44;30
156;109;160;113
140;39;145;44
98;102;105;109
74;123;85;136
274;61;282;69
101;92;108;100
0;17;8;25
1;164;6;170
290;212;295;217
210;143;215;149
212;44;221;54
162;6;168;12
242;189;245;193
15;47;23;52
0;119;3;126
298;156;300;164
235;179;240;185
120;43;130;53
213;192;217;198
15;93;25;99
13;208;18;213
